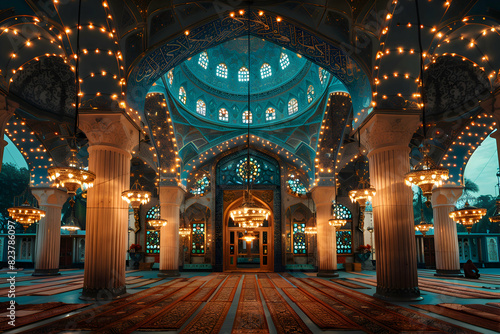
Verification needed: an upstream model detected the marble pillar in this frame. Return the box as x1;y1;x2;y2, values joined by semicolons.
431;183;463;277
0;96;17;171
311;187;338;277
158;186;185;277
31;188;68;276
79;113;138;300
360;112;422;301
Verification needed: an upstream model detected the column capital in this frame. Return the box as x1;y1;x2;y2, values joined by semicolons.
31;187;68;207
78;112;139;153
360;111;420;153
431;183;463;208
159;186;185;207
311;186;335;207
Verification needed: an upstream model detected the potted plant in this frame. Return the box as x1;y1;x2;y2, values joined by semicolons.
355;244;372;263
128;244;143;269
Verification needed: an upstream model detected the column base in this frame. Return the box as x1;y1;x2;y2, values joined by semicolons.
435;269;463;277
32;269;60;276
317;270;339;278
374;286;423;302
158;269;180;277
80;286;127;301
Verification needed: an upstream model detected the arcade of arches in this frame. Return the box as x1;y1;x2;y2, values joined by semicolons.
1;0;500;332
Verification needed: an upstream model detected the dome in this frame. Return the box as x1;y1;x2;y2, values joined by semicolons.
151;37;337;128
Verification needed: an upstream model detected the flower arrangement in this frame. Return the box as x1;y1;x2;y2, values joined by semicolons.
129;244;142;252
358;244;372;253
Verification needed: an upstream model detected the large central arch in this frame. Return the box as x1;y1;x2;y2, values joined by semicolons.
126;9;372;125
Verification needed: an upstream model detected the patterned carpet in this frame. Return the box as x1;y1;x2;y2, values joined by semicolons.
8;273;495;333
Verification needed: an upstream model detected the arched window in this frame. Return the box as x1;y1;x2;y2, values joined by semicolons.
243;110;252;124
146;230;160;254
334;203;352;220
307;85;315;103
216;63;228;78
179;86;186;104
219;108;229;122
260;63;272;78
288;98;298;115
198;51;208;69
167;69;174;85
280;53;290;69
238;67;249;82
319;67;328;84
265;107;276;121
293;223;306;254
196;99;206;116
146;205;160;221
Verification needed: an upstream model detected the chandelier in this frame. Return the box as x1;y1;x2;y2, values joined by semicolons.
415;223;433;237
8;200;45;231
179;227;191;237
229;191;270;228
304;226;317;234
149;218;168;230
328;203;347;228
241;231;256;242
61;198;80;233
449;202;486;233
48;148;95;195
490;196;500;223
349;187;376;208
349;149;376;231
122;180;151;209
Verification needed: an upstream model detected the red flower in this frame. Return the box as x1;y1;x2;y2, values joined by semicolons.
129;244;142;251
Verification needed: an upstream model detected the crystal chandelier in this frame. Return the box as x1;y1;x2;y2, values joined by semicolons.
61;198;80;233
122;180;151;209
348;187;376;208
48;148;96;195
241;231;256;242
8;200;45;231
179;227;191;237
415;223;433;237
348;150;376;231
304;226;317;234
449;202;486;233
149;218;168;230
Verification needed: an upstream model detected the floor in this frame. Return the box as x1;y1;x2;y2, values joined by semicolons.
0;267;499;333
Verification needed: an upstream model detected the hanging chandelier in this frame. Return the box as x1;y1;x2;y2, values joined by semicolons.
122;180;151;209
415;222;433;236
61;198;80;233
348;187;376;208
328;203;347;228
8;200;45;231
304;226;317;234
241;231;256;242
490;196;500;223
449;202;486;233
48;148;96;195
179;227;191;237
149;218;168;230
405;151;449;207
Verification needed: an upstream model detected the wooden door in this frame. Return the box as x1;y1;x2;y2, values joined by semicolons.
59;237;73;268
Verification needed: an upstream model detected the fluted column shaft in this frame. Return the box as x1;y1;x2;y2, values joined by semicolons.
431;184;463;276
361;112;422;301
79;113;138;300
311;187;338;277
31;188;68;276
159;186;185;277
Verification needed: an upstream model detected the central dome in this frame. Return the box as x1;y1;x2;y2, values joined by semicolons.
153;37;339;128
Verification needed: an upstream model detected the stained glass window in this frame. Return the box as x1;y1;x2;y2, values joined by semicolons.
191;176;210;196
146;230;160;254
293;223;306;254
334;203;352;220
179;86;186;104
216;63;227;78
146;205;160;221
167;69;174;85
265;107;276;121
236;157;261;182
288;98;298;115
191;223;205;255
307;85;314;103
319;67;328;84
219;108;229;122
287;176;307;195
243;110;252;124
238;67;249;82
198;51;208;69
336;230;352;254
260;63;272;78
196;99;206;116
280;53;290;69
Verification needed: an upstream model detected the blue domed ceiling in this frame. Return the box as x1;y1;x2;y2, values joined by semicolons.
150;36;344;128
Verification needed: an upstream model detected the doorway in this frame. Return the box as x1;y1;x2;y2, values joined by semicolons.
226;228;272;271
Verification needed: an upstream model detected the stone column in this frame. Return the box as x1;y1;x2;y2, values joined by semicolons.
431;183;463;277
0;96;18;171
360;111;422;301
311;186;338;277
158;186;185;277
79;112;138;300
31;188;68;276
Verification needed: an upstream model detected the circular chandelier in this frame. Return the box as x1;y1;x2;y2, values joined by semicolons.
179;227;191;237
229;191;271;228
61;198;80;233
241;231;256;242
149;219;168;230
449;202;486;233
304;227;317;235
48;149;96;195
415;223;433;237
349;187;376;207
405;152;449;207
122;180;151;209
8;201;45;230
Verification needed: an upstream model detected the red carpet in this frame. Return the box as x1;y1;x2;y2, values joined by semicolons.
232;275;269;333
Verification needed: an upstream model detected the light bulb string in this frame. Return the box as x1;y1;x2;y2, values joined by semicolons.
415;0;426;141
